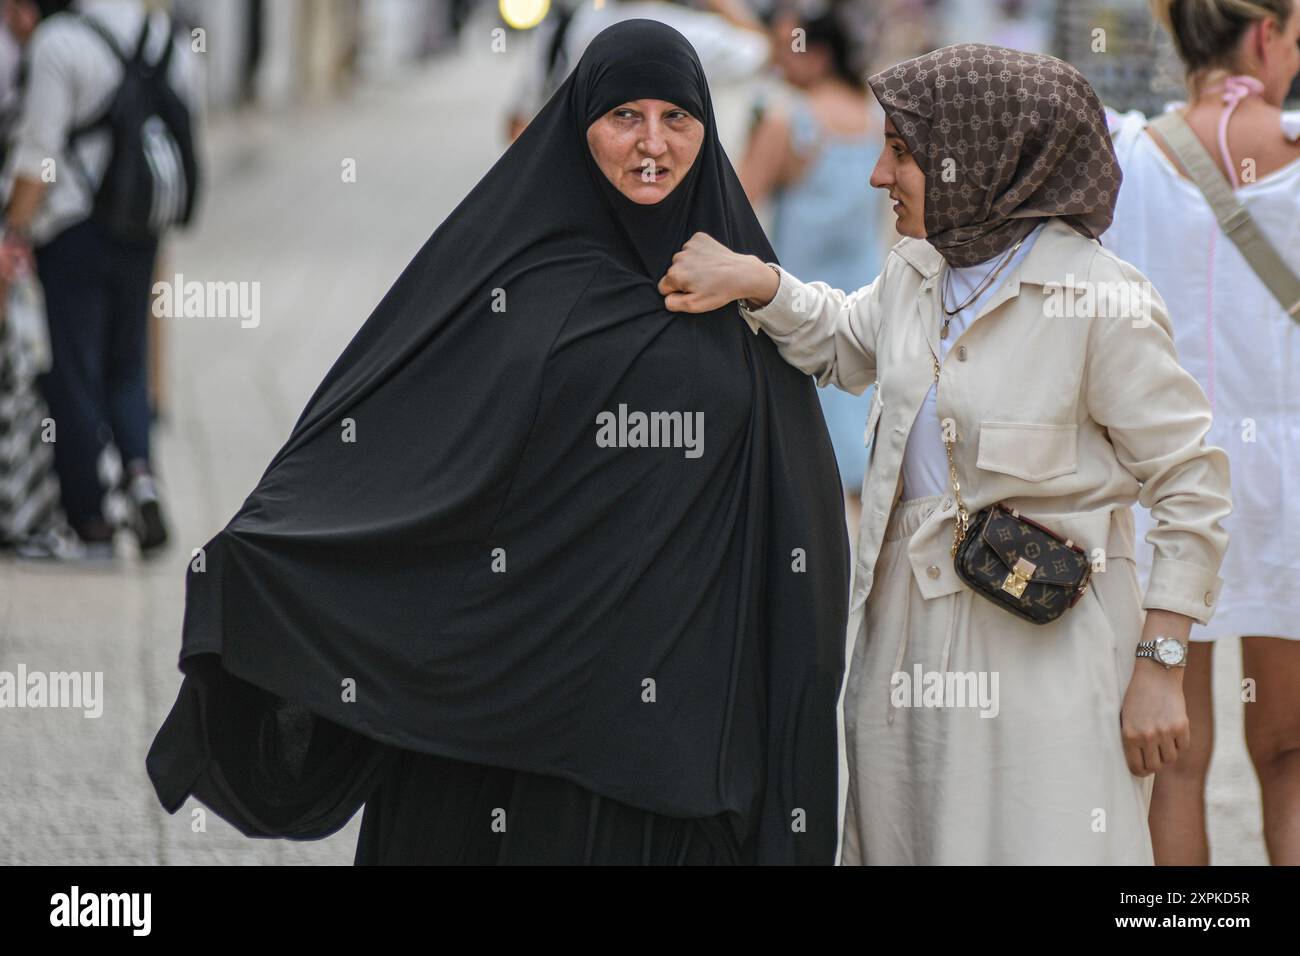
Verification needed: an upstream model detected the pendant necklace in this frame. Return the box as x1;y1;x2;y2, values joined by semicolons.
938;235;1026;339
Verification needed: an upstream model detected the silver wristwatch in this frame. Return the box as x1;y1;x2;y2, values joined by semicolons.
1135;635;1188;668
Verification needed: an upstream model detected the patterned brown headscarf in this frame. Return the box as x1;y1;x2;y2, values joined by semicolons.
868;44;1121;268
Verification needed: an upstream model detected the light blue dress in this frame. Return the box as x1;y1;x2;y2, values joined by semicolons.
768;91;886;491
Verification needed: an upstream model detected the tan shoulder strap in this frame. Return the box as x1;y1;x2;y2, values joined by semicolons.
1147;110;1300;320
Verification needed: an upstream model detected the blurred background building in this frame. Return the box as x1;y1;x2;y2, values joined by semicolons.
156;0;1298;121
168;0;465;109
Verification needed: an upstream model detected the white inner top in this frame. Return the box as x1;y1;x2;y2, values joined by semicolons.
900;221;1046;501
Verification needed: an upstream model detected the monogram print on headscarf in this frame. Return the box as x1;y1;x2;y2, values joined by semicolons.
868;44;1121;268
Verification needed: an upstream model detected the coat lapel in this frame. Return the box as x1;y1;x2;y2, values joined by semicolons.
890;219;1095;361
893;238;944;360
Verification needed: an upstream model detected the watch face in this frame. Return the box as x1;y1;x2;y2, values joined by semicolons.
1156;639;1185;666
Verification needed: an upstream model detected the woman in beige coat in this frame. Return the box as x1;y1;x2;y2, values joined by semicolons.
659;45;1232;864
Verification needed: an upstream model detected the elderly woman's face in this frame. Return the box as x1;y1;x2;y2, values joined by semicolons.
870;115;927;239
586;99;705;204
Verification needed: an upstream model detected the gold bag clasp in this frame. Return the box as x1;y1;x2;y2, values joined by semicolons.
1001;556;1036;597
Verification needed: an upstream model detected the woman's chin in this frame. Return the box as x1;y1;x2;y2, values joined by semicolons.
621;179;676;204
893;214;925;239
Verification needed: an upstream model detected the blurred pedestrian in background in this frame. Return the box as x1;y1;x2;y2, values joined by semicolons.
0;0;80;559
1;0;202;559
0;0;27;142
1103;0;1300;866
505;0;771;154
739;2;888;531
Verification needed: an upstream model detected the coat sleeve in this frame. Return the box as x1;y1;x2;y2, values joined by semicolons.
735;257;889;396
1081;249;1232;625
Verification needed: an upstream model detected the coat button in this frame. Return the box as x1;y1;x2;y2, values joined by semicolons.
1204;591;1214;606
927;565;941;579
957;346;967;361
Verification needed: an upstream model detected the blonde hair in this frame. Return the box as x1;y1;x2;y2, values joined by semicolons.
1150;0;1296;90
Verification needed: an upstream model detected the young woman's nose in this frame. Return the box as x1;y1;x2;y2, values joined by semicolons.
869;155;893;191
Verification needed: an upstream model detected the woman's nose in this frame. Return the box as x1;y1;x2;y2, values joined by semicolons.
869;156;892;190
638;120;668;156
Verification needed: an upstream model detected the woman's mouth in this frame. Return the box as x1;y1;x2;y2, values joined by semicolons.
636;166;670;182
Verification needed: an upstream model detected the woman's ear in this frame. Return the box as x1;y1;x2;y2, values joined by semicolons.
1256;14;1276;60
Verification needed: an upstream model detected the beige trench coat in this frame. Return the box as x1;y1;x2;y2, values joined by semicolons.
738;216;1232;863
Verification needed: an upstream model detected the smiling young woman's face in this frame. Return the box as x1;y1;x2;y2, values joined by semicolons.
870;116;927;238
586;99;705;204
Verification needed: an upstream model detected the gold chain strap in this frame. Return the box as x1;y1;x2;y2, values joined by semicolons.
931;352;970;557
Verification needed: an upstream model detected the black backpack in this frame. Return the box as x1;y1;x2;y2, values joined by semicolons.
64;12;200;243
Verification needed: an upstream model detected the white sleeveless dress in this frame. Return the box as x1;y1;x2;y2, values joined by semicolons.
1103;105;1300;642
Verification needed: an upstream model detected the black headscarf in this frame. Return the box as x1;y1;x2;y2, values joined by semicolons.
146;19;849;865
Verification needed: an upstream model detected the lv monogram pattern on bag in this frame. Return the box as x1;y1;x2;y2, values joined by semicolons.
954;504;1091;625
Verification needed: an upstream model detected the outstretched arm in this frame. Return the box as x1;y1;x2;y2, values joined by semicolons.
659;231;885;395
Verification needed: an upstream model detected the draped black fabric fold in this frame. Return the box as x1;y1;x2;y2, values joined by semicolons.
146;19;849;864
352;749;749;865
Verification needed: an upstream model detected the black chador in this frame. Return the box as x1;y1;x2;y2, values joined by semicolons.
147;20;849;865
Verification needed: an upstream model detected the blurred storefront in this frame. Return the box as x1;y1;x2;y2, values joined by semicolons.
168;0;1296;119
1051;0;1184;114
170;0;466;112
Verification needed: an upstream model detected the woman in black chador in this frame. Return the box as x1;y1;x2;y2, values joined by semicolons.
146;19;849;865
